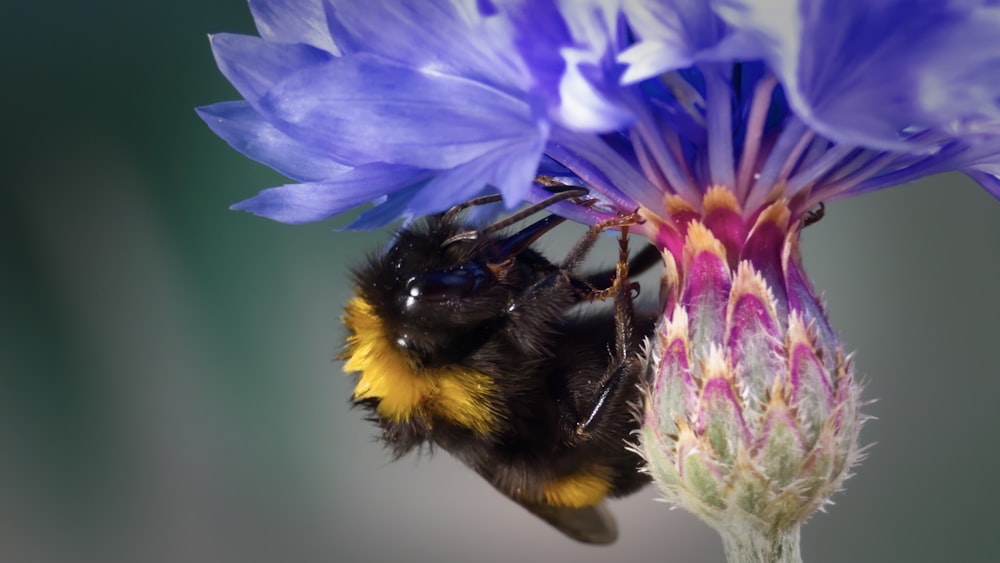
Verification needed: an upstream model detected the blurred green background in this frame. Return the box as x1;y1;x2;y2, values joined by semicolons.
2;2;999;562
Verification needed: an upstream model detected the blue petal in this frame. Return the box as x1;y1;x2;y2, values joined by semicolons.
249;0;338;53
500;0;571;108
553;4;636;131
406;162;500;218
548;128;652;212
713;0;1000;150
965;170;1000;201
537;155;573;176
403;137;543;217
912;12;1000;128
620;0;730;82
342;187;422;230
836;136;1000;198
258;53;541;169
210;33;332;106
618;40;697;85
325;0;527;88
619;0;765;85
487;134;547;205
231;164;430;224
940;137;1000;200
196;101;349;182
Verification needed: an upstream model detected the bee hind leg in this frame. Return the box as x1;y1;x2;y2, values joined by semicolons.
578;227;642;435
555;227;642;436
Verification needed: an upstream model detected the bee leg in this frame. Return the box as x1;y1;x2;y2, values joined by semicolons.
550;212;642;304
575;227;641;435
546;227;642;436
506;213;640;313
555;344;641;437
581;242;661;292
560;213;640;278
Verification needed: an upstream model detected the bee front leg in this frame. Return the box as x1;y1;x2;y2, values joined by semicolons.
581;242;661;293
560;213;640;279
503;215;638;316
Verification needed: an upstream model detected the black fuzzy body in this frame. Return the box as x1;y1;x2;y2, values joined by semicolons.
344;211;652;543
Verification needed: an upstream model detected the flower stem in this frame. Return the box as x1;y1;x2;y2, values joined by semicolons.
719;522;802;563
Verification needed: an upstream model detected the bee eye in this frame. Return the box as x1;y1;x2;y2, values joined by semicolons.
404;264;488;305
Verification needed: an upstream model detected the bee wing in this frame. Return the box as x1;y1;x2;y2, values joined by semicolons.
513;498;618;544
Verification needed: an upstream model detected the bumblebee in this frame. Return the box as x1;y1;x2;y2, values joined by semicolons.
341;190;655;544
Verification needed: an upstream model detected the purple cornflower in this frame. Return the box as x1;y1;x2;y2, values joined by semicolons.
200;1;1000;561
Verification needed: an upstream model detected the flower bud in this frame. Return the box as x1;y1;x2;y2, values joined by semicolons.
637;188;864;555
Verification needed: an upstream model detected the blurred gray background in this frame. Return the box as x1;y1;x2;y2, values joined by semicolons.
2;2;998;562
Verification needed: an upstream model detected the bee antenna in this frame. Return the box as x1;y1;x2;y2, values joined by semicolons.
442;188;590;248
441;193;505;223
480;188;589;236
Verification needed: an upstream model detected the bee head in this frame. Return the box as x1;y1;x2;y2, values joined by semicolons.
350;213;562;365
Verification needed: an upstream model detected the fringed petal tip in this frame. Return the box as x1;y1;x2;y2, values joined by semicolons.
248;0;340;54
196;101;351;183
229;183;358;224
208;33;333;106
